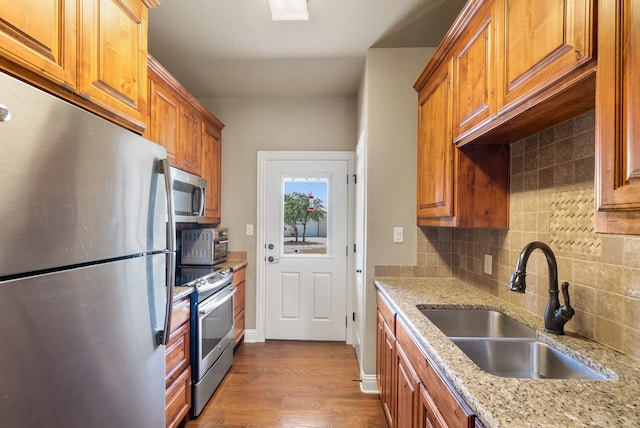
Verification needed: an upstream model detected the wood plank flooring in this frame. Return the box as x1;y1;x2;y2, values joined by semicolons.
185;341;388;428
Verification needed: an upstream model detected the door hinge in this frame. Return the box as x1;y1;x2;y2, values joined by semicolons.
352;174;357;184
353;243;356;253
352;312;356;322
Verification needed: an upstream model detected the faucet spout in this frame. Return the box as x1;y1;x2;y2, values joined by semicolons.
509;241;574;334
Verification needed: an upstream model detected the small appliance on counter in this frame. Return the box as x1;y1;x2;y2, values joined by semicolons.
181;227;229;266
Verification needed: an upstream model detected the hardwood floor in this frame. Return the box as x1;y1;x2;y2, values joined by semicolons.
185;341;388;428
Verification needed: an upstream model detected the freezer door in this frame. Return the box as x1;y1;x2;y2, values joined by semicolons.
0;71;168;277
0;255;166;428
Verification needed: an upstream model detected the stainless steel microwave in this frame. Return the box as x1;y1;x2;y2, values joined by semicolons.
170;166;206;223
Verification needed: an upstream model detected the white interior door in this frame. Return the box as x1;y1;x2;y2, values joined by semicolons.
263;156;350;341
353;131;366;364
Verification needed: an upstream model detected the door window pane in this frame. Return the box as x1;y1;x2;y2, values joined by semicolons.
282;177;328;256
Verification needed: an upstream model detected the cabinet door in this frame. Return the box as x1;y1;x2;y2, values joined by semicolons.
80;0;148;128
396;343;419;428
233;267;246;345
417;60;455;225
418;384;447;428
147;77;180;164
453;0;496;142
496;0;594;111
0;0;77;88
595;0;640;234
377;309;396;427
201;122;222;224
178;106;202;175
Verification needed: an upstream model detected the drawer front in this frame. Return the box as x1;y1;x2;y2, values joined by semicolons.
234;309;245;343
170;297;190;335
377;293;396;333
166;322;189;386
234;282;245;316
233;266;246;286
166;366;191;428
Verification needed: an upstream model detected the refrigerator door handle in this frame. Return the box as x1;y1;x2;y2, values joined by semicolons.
157;158;176;346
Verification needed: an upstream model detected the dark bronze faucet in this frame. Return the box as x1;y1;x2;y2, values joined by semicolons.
509;241;575;334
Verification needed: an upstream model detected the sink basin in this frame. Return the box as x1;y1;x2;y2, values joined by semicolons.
420;309;536;338
452;339;608;380
419;308;610;380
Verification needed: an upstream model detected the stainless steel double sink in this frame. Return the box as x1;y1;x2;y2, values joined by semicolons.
420;309;609;380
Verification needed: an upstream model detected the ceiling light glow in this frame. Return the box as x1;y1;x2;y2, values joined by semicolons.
268;0;309;21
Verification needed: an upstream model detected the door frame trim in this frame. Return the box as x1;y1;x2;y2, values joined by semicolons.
256;151;355;343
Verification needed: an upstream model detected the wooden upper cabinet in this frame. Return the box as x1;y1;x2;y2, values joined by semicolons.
0;0;157;133
496;0;595;111
178;106;202;176
595;0;640;234
417;60;455;224
452;0;497;142
201;122;222;224
415;56;509;228
80;0;149;130
146;55;224;224
0;0;77;89
147;76;180;164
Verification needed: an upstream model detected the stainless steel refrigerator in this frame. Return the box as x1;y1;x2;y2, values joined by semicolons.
0;71;175;427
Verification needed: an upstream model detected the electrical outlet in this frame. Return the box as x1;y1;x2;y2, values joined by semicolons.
393;227;404;243
246;224;254;236
484;254;492;275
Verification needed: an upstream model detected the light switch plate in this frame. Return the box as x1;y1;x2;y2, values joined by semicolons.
393;227;404;243
484;254;492;275
246;224;254;236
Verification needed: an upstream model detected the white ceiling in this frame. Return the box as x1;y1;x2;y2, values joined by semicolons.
148;0;466;98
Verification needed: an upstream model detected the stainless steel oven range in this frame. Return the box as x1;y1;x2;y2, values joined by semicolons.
178;266;235;417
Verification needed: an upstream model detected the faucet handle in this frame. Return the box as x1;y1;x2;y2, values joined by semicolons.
555;281;575;323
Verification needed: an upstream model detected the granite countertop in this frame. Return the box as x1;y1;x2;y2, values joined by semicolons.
374;277;640;427
173;286;194;302
217;258;248;272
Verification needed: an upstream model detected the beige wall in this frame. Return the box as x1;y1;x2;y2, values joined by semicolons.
375;110;640;361
357;47;435;375
199;96;357;329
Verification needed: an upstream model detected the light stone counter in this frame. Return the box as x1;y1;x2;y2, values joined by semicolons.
374;277;640;427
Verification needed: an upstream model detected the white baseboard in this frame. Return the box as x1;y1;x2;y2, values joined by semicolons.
243;329;258;343
359;370;379;394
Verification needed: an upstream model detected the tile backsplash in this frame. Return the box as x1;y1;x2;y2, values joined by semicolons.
375;110;640;360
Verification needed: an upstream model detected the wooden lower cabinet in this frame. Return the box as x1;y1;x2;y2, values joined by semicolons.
377;293;476;428
233;265;246;346
166;295;192;428
396;342;420;428
377;294;396;427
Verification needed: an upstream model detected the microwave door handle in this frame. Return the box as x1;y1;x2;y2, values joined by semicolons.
192;186;206;216
157;158;175;346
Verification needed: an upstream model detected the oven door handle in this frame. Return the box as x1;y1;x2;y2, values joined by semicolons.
199;286;236;316
215;239;230;244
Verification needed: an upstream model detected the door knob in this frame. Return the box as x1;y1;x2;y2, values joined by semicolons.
268;256;279;263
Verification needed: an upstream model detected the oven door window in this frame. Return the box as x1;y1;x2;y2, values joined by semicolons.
198;289;234;378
